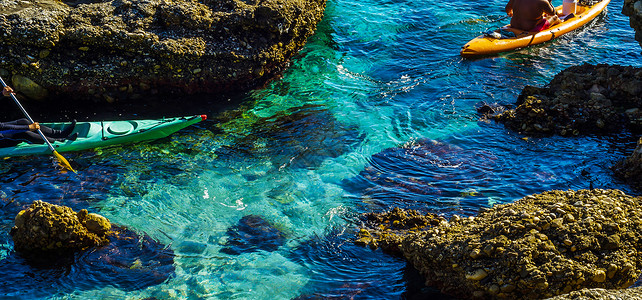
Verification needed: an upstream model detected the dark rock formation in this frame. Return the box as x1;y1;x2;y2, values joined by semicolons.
491;64;642;136
623;0;642;49
220;214;285;255
10;200;112;254
359;189;642;299
613;138;642;189
0;0;326;102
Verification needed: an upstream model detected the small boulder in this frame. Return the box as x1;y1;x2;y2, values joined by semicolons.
10;201;113;254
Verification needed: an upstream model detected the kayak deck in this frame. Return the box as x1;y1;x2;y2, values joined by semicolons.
460;0;610;57
0;115;206;157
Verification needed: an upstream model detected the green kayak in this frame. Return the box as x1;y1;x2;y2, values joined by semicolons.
0;115;206;157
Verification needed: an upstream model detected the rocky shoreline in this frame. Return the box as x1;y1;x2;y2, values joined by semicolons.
0;0;326;104
359;190;642;299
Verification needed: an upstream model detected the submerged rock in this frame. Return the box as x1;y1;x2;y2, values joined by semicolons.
343;138;500;213
220;215;285;255
0;0;326;102
492;64;642;135
362;189;642;299
613;138;642;189
10;200;112;254
216;105;361;171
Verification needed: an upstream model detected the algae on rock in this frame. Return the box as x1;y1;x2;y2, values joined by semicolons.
10;200;113;254
360;190;642;299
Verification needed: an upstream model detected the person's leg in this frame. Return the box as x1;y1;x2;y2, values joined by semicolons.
6;118;31;126
46;120;76;138
547;15;561;26
30;121;77;138
13;131;65;144
6;118;58;136
38;125;56;136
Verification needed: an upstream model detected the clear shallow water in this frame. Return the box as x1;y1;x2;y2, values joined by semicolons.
1;0;642;298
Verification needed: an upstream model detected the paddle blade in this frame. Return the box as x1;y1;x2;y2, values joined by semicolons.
53;150;77;173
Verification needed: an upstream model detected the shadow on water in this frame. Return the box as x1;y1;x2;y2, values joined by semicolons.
4;91;249;123
343;137;506;216
0;225;175;298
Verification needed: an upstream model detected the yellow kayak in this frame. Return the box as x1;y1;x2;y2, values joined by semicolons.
460;0;610;57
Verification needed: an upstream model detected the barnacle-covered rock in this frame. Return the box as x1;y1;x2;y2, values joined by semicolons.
10;200;112;254
0;0;326;103
356;207;445;254
361;189;642;299
547;286;642;299
491;64;642;135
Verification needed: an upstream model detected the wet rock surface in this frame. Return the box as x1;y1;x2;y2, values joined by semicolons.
356;207;444;255
613;138;642;190
547;286;642;299
490;64;642;136
10;200;112;254
0;0;326;103
361;189;642;299
623;0;642;49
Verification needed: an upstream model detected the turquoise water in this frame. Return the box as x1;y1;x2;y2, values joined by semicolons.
1;0;642;298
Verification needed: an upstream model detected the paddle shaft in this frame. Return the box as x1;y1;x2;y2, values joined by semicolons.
495;15;510;22
0;77;58;153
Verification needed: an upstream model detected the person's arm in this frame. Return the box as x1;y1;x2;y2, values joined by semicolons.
541;0;556;15
505;0;515;16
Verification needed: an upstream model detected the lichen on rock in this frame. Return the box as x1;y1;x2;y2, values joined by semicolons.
10;200;113;254
361;189;642;299
490;64;642;136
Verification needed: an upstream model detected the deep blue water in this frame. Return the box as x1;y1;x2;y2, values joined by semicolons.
1;0;642;298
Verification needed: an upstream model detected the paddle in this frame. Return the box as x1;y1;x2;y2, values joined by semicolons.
0;77;77;173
